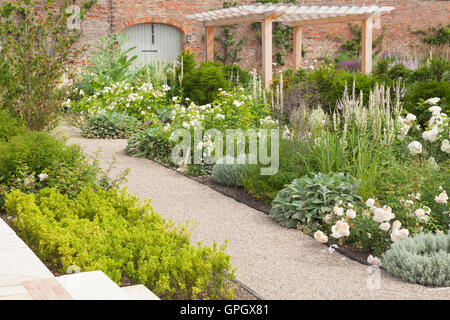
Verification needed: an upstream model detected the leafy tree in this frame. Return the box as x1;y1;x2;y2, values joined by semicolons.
0;0;96;130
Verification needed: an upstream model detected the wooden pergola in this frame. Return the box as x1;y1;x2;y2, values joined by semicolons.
187;4;394;88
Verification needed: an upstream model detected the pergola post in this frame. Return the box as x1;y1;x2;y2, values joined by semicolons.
293;26;303;71
262;16;273;88
361;16;373;74
206;26;214;62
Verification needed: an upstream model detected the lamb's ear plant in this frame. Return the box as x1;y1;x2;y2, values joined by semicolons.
382;233;450;287
269;172;361;229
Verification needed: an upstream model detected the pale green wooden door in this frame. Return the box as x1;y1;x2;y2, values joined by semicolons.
123;23;183;66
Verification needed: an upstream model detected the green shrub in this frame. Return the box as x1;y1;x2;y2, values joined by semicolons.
408;59;450;83
0;132;86;183
125;128;173;164
0;109;26;142
269;172;361;229
241;140;303;204
403;81;450;125
82;112;141;139
183;62;231;105
388;64;412;80
305;65;380;113
0;131;111;202
176;49;197;79
222;64;251;87
382;233;450;287
4;187;236;299
211;156;247;187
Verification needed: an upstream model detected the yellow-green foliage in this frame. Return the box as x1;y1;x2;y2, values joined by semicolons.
4;187;235;299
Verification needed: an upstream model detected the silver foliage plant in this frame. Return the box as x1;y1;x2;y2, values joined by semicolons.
382;232;450;287
212;155;248;187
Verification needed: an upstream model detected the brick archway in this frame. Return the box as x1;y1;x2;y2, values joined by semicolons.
119;17;187;47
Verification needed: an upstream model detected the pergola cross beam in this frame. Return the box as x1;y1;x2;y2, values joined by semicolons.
187;4;394;88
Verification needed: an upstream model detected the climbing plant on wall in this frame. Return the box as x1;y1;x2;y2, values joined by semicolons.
410;24;450;46
333;23;385;64
252;0;300;66
215;1;248;64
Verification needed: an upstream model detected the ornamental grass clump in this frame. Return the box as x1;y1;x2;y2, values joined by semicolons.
382;233;450;287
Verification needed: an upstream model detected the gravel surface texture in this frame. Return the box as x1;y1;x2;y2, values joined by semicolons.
67;135;450;300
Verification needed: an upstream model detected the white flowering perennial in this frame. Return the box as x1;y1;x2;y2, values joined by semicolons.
407;141;423;155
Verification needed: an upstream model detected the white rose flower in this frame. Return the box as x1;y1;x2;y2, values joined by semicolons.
365;198;375;207
414;208;426;218
379;222;391;231
314;230;329;244
391;228;409;243
392;220;402;231
408;141;422;155
323;214;333;224
422;128;440;142
373;207;394;223
333;206;344;216
331;220;350;239
346;209;356;219
367;255;382;267
441;139;450;154
38;173;48;182
435;190;448;204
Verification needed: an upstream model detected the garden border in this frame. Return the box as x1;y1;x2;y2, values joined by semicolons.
186;174;373;267
140;156;381;269
185;174;399;279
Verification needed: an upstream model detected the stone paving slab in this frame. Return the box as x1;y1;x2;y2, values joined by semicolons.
0;219;54;288
121;285;160;300
68;137;450;300
56;271;130;300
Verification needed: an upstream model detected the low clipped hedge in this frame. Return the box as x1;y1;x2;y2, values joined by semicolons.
382;233;450;287
4;187;236;299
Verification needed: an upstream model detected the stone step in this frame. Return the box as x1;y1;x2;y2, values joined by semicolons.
0;219;54;288
0;284;32;300
22;278;72;300
121;284;160;300
56;271;131;300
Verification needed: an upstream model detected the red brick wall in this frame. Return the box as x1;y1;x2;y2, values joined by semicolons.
2;0;449;70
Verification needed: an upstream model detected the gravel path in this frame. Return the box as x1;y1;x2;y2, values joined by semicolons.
68;136;450;300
